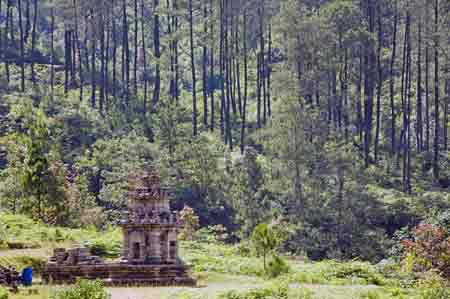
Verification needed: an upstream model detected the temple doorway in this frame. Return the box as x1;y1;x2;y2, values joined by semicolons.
133;242;140;260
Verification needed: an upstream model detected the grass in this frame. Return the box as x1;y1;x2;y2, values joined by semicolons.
7;276;387;299
0;214;417;299
0;213;121;257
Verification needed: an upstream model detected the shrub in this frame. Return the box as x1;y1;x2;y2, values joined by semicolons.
54;228;66;242
234;241;252;257
266;255;290;278
359;290;381;299
400;222;450;276
252;223;285;273
386;287;407;299
88;240;121;259
179;206;200;241
83;228;122;259
209;224;229;243
0;287;8;299
331;262;385;286
416;272;450;299
52;279;110;299
219;283;312;299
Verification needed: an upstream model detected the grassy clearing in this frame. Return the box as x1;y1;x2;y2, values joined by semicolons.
0;213;121;255
0;214;415;299
7;275;386;299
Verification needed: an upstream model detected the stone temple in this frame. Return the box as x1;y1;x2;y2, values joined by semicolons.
42;171;196;286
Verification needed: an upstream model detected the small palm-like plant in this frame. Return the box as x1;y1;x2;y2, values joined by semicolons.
251;223;281;272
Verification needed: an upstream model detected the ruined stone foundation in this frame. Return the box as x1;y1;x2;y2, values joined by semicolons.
42;260;195;286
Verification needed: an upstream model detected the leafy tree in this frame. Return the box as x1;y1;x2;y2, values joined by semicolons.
252;222;286;272
3;104;68;224
76;133;157;208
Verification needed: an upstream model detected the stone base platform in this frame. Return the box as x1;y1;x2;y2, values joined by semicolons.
42;263;196;286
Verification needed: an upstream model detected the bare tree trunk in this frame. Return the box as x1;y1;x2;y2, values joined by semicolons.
24;0;30;43
74;0;83;101
363;0;376;168
416;18;423;152
112;0;117;103
152;0;161;107
105;16;110;111
18;0;25;91
210;0;215;131
374;4;383;163
425;1;430;151
224;0;230;142
30;0;37;86
50;7;55;100
224;0;232;149
257;2;264;128
389;0;398;155
0;0;3;80
174;0;180;103
133;0;138;95
202;1;208;128
356;46;363;143
403;11;411;193
141;0;148;115
445;81;449;151
122;0;130;106
235;18;242;119
4;0;11;83
99;16;105;112
433;0;440;179
84;16;90;75
240;10;248;155
91;25;97;108
167;0;174;102
64;30;70;93
219;0;225;137
189;0;197;136
267;22;272;118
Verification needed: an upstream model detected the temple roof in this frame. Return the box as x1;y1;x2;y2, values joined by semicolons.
127;170;170;201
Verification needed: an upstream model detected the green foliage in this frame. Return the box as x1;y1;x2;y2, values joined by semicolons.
359;290;381;299
252;223;285;272
430;210;450;233
292;260;388;286
2;103;68;224
0;213;121;259
75;132;158;208
0;213;70;249
386;288;408;299
183;239;263;277
219;283;313;299
400;222;450;275
179;206;200;241
52;279;110;299
416;272;450;299
331;262;386;286
84;228;122;259
266;255;290;278
0;287;8;299
252;224;280;255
